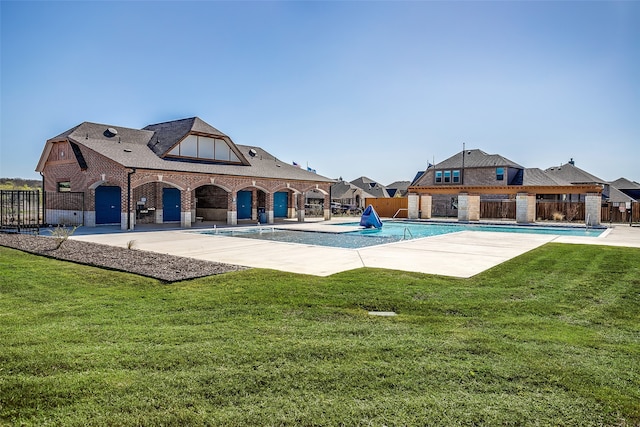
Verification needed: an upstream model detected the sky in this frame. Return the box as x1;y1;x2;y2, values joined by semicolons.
1;1;639;185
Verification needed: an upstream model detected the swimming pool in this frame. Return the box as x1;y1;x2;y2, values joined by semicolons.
198;221;605;249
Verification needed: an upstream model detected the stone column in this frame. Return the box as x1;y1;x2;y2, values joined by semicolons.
227;191;237;225
585;192;602;226
420;195;432;219
408;193;419;219
516;193;536;223
458;193;480;222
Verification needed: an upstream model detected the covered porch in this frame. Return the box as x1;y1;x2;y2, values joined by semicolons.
408;185;604;226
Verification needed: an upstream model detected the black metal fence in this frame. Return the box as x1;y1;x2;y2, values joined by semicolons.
0;190;42;232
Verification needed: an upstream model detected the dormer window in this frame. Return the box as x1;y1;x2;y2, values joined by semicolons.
167;135;240;163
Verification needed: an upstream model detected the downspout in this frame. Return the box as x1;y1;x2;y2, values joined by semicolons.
127;168;136;230
329;184;332;219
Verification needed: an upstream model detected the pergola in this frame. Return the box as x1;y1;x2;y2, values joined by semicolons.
407;184;604;225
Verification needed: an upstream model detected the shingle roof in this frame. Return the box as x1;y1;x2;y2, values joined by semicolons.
39;119;334;182
607;186;637;203
436;149;523;169
522;168;572;186
143;117;229;157
350;176;390;198
544;162;605;185
610;177;640;190
331;180;376;199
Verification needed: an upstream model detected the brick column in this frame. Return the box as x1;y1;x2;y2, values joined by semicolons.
181;189;192;228
227;191;237;225
288;192;296;218
458;193;480;222
420;195;432;219
516;193;536;223
266;192;274;224
251;189;258;221
297;193;306;222
324;193;331;220
585;192;602;226
408;193;419;219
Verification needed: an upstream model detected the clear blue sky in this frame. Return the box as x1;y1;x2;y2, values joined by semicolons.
1;1;639;185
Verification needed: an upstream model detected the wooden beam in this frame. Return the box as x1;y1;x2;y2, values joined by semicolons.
408;185;603;195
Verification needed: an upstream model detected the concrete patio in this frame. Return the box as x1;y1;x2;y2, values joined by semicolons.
68;219;640;278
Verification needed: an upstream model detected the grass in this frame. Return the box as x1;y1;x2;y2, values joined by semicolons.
1;243;639;426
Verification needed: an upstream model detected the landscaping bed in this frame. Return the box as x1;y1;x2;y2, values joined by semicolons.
0;232;247;281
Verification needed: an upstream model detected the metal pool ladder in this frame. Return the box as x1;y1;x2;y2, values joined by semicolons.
402;227;414;240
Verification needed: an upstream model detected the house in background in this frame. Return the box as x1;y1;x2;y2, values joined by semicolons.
386;181;411;198
36;117;334;229
330;179;372;211
409;149;605;224
609;178;640;201
544;159;610;201
410;149;526;216
350;177;390;199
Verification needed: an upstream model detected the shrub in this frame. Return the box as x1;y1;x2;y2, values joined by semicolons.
49;225;79;250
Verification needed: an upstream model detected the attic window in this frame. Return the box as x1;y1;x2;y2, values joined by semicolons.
167;135;240;163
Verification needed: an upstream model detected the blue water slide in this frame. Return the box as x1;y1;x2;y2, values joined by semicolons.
359;205;383;229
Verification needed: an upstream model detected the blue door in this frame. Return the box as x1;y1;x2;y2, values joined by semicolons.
274;192;288;218
163;188;181;222
237;191;252;219
95;186;121;224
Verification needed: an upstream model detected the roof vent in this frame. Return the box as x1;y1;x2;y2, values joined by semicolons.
105;128;118;137
248;148;257;157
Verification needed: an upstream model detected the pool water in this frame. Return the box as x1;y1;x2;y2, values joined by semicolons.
199;221;605;249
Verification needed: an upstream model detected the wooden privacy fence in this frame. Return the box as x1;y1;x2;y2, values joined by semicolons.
480;201;516;220
601;202;640;224
536;202;585;222
364;197;408;218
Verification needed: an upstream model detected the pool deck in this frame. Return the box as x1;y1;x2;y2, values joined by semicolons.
69;219;640;278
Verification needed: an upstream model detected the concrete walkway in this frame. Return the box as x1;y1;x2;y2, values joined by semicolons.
69;221;640;278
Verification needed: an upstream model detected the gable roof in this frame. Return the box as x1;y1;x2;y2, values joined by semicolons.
331;180;365;199
544;162;605;185
610;177;640;190
350;176;390;198
607;186;637;203
37;119;334;182
143;117;229;156
436;149;523;169
386;180;411;197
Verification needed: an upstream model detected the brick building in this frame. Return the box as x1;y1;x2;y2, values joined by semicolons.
36;117;334;229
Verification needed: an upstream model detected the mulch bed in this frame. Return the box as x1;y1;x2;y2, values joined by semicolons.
0;232;247;282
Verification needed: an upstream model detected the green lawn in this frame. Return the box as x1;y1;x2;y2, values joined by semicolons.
1;243;639;426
